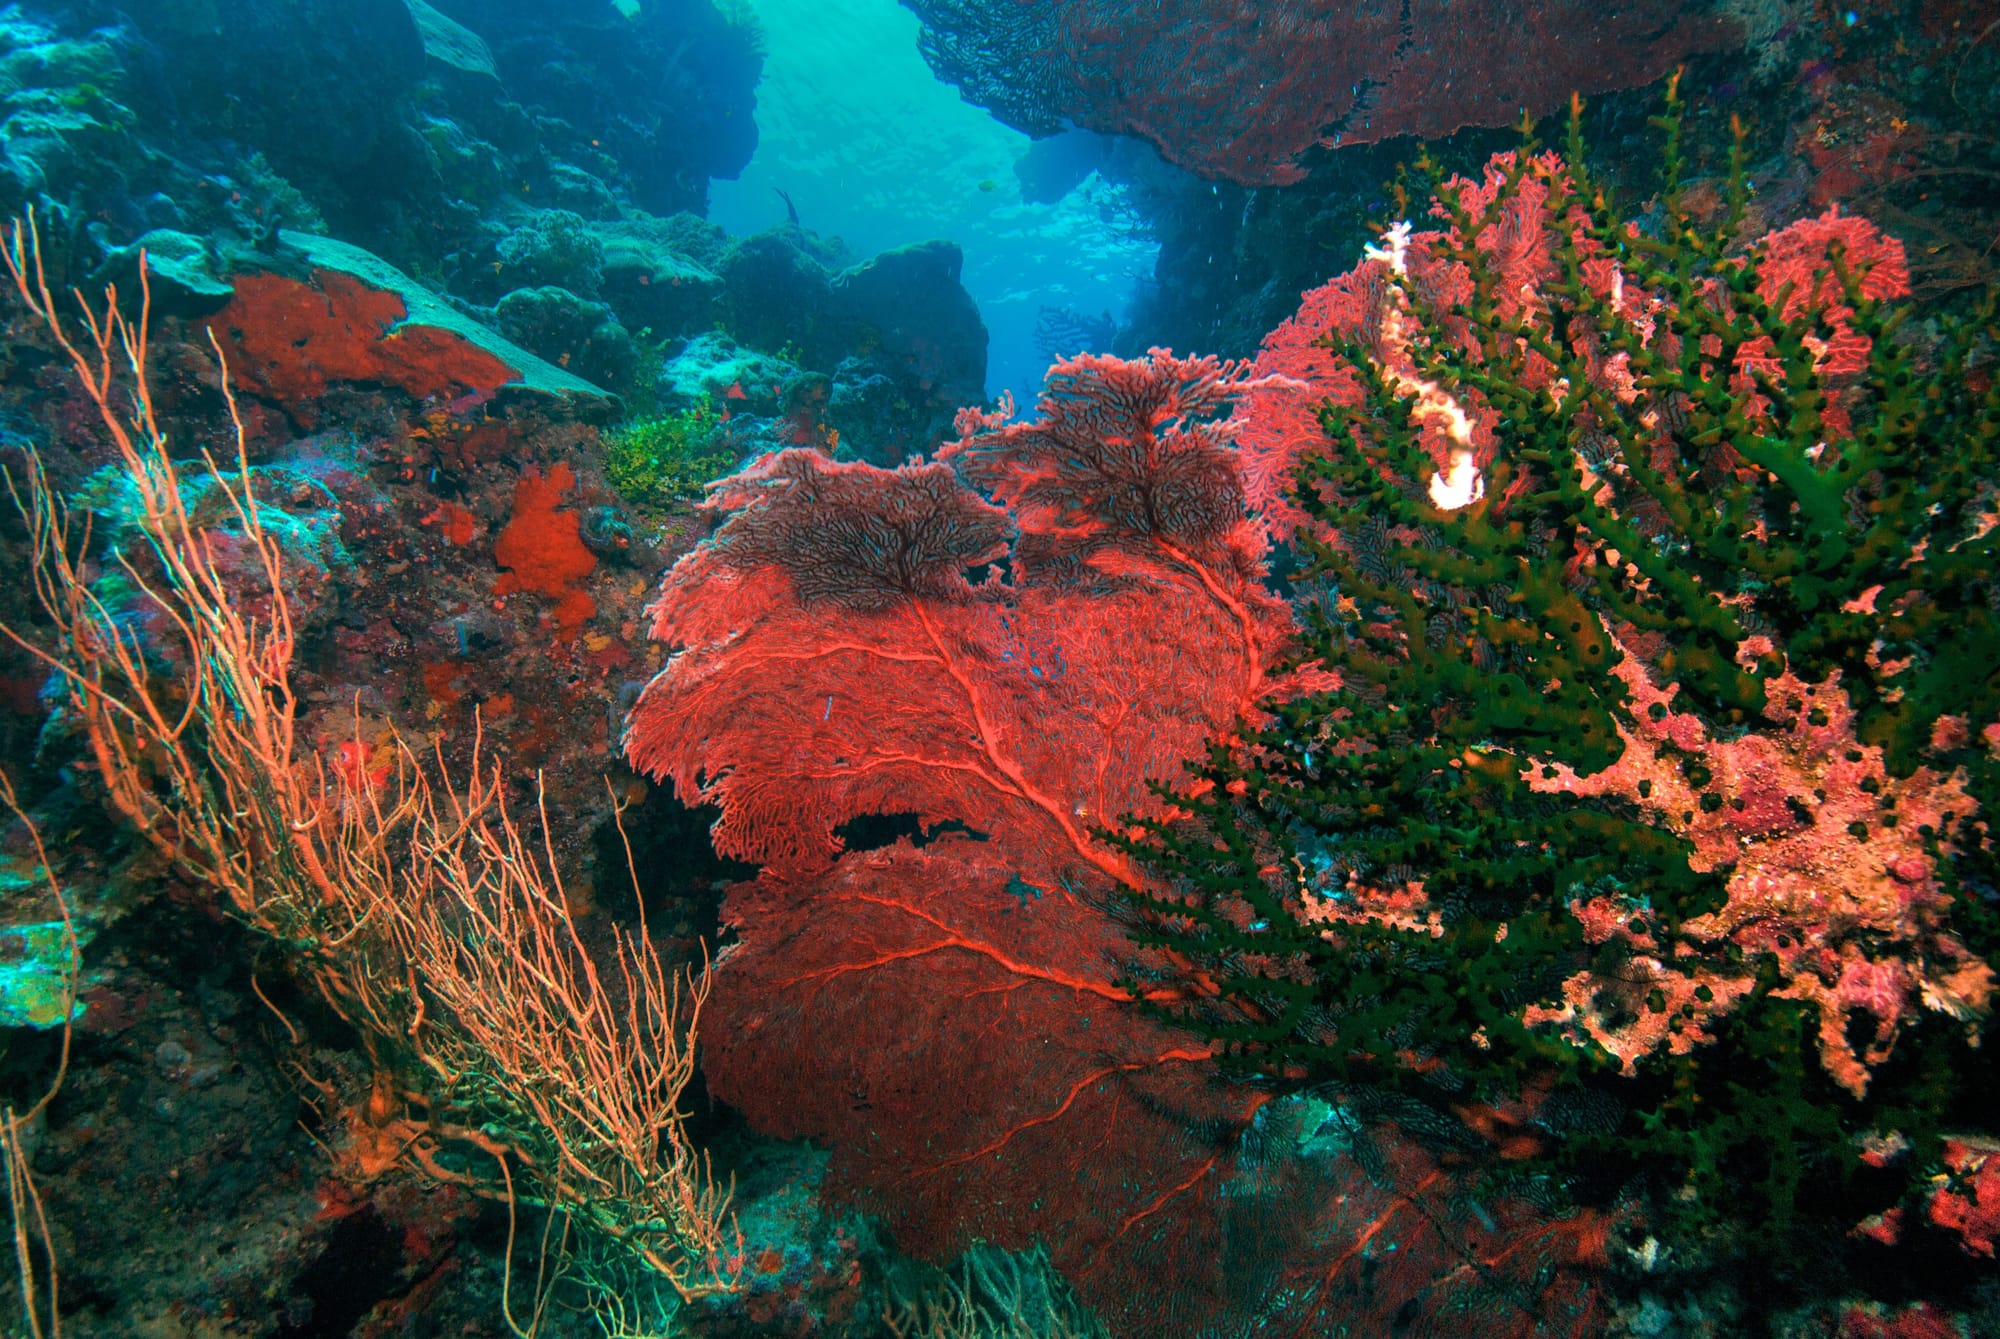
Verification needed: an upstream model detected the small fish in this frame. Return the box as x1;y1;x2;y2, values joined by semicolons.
724;381;748;400
437;385;497;418
978;179;998;193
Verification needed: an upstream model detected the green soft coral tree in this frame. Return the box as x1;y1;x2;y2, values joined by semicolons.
1117;95;2000;1270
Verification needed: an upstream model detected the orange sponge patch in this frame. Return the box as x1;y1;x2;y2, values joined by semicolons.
493;462;597;635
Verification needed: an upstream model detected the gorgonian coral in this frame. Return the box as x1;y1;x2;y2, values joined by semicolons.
622;351;1608;1335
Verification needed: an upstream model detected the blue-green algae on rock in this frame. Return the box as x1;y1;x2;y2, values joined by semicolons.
0;919;84;1031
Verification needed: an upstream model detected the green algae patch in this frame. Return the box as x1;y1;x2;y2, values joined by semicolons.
605;405;733;508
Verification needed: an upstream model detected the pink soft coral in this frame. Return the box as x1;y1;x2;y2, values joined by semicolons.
1523;641;1992;1094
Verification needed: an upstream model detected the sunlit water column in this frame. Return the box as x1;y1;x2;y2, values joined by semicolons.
707;0;1157;408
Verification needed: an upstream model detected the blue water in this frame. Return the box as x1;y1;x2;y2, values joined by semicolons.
708;0;1155;404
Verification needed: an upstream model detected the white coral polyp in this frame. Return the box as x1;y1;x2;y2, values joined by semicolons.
1428;449;1485;510
1363;219;1414;275
1362;221;1483;511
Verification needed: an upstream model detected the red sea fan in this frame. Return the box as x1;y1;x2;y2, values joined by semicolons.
625;350;1599;1334
1228;269;1378;543
623;352;1297;1323
1729;209;1911;433
941;348;1268;566
625;352;1302;880
704;841;1254;1321
1755;207;1912;323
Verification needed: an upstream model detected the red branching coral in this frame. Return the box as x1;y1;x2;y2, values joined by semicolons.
216;272;518;423
905;0;1733;185
493;462;597;635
